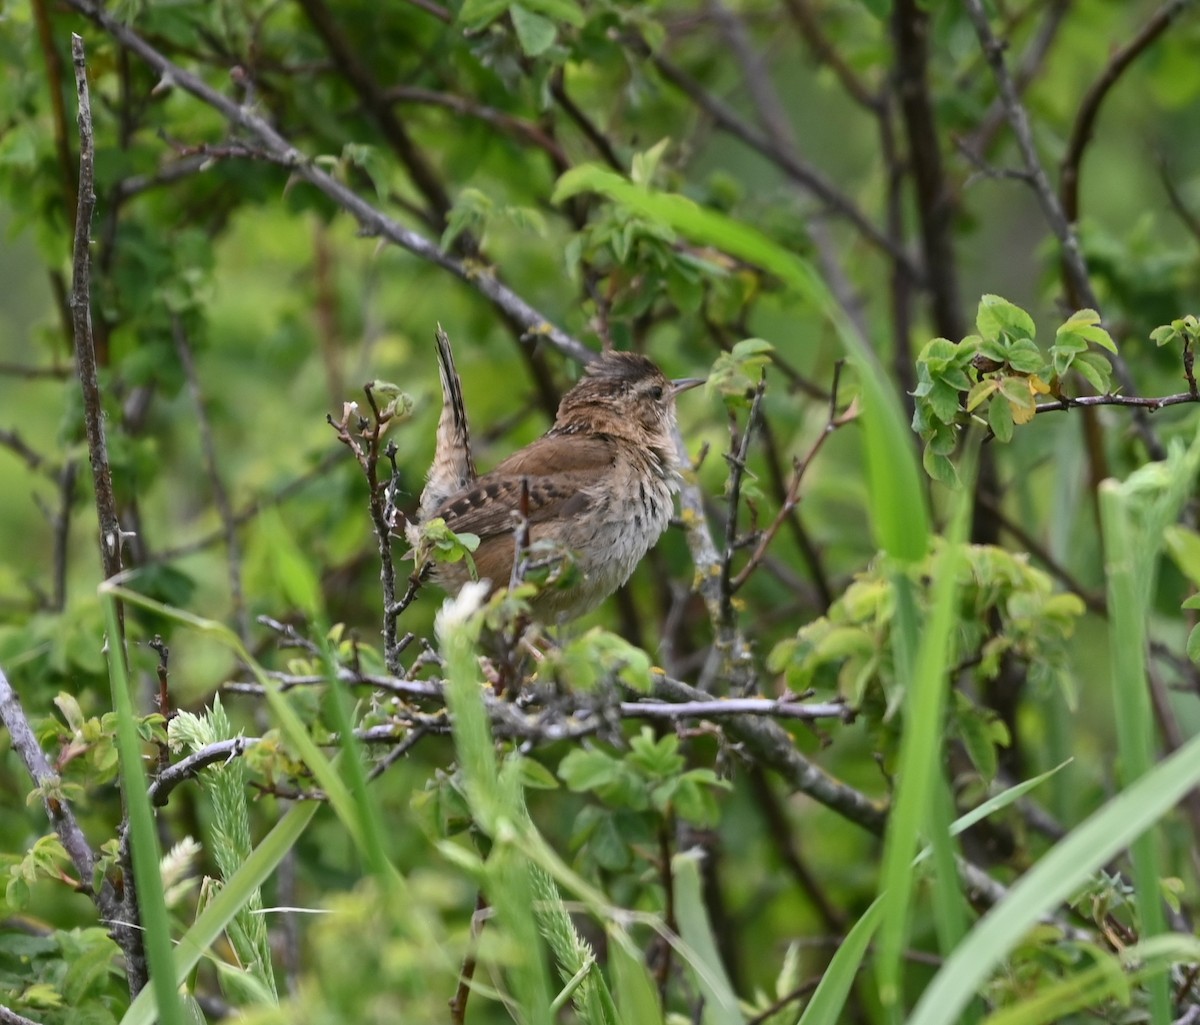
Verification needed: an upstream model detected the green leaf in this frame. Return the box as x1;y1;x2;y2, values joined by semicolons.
256;509;323;618
977;294;1035;343
1164;525;1200;588
1005;338;1045;375
510;4;557;56
988;391;1014;442
1073;351;1113;394
558;748;622;792
520;0;584;26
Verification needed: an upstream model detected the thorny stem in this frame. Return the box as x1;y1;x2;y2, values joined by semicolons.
70;32;147;996
732;363;855;594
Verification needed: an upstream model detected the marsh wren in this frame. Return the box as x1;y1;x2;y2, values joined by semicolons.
411;328;703;621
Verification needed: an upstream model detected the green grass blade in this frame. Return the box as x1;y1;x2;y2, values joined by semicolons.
317;631;392;879
103;596;186;1025
875;469;974;1016
1099;482;1169;1024
120;800;318;1025
101;584;362;846
672;850;745;1025
906;727;1200;1025
797;897;883;1025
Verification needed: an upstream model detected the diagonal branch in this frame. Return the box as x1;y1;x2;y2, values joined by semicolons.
63;0;594;366
1060;0;1197;227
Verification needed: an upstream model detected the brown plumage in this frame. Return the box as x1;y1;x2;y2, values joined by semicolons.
412;328;703;621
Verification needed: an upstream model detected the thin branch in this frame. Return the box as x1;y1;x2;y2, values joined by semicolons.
548;69;623;171
1032;390;1200;414
1060;0;1196;227
0;362;72;379
0;666;101;903
719;378;766;628
893;0;966;340
69;34;145;995
387;85;570;172
0;430;50;475
70;34;124;587
1159;157;1200;243
732;366;855;594
63;0;595;365
148;737;258;807
172;316;248;639
781;0;877;110
149;448;342;566
645;45;922;282
967;0;1072;156
0;1002;44;1025
293;0;451;229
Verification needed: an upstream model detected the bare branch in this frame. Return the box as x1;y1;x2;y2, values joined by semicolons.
0;666;100;901
1060;0;1196;227
172;316;248;639
69;34;144;994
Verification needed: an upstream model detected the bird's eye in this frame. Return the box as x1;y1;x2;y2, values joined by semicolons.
649;385;664;401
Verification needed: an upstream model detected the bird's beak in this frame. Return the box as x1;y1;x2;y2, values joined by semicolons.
672;377;706;396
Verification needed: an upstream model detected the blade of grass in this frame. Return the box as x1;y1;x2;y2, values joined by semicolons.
317;630;392;879
797;762;1070;1025
672;850;745;1025
1099;482;1169;1024
906;726;1200;1025
102;595;186;1025
981;933;1200;1025
437;587;554;1025
875;449;976;1017
120;800;318;1025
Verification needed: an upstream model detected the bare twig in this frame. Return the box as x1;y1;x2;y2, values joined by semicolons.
70;35;125;589
69;35;145;994
732;365;855;593
719;378;766;627
1060;0;1197;228
0;1001;44;1025
966;0;1072;156
0;430;50;475
387;85;570;173
293;0;451;229
0;362;71;379
148;737;259;807
149;448;342;566
893;0;967;340
0;666;101;902
1032;390;1200;415
173;316;248;639
645;44;922;282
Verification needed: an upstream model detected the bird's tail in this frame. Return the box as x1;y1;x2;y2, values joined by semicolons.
419;325;477;522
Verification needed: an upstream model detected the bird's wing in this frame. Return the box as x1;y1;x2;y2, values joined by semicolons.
432;434;615;539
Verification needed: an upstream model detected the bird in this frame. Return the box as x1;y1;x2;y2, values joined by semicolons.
410;327;704;621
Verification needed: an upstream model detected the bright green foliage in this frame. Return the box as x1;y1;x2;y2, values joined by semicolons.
769;541;1085;780
913;296;1118;483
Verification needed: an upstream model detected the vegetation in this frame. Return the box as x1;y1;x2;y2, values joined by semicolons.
2;1;1200;1023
